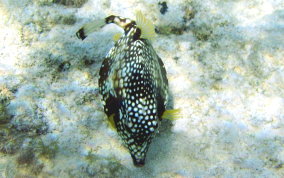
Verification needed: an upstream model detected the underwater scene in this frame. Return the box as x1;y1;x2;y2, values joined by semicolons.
0;0;284;177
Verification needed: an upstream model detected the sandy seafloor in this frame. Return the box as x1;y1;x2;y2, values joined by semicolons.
0;0;284;177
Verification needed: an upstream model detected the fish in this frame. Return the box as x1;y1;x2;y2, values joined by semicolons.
76;11;177;167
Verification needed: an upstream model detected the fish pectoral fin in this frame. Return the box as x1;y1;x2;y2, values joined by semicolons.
161;109;182;120
113;33;122;42
107;114;116;130
76;18;105;40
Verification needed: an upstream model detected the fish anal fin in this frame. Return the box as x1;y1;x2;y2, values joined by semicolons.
107;114;116;130
161;109;182;120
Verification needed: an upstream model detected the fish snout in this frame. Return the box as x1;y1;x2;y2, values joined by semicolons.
131;155;145;167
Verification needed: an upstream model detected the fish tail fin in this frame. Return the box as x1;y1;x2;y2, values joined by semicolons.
135;10;156;40
162;109;182;120
76;15;133;40
76;11;156;40
105;15;133;30
76;18;106;40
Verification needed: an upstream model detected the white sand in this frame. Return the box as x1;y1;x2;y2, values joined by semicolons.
0;0;283;177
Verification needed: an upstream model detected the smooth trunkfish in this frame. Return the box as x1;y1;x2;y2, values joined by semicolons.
77;11;179;167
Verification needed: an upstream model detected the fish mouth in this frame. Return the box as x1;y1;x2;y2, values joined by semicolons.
131;155;145;167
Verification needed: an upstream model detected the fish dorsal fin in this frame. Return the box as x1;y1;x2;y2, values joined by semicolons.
162;109;182;120
135;10;156;40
